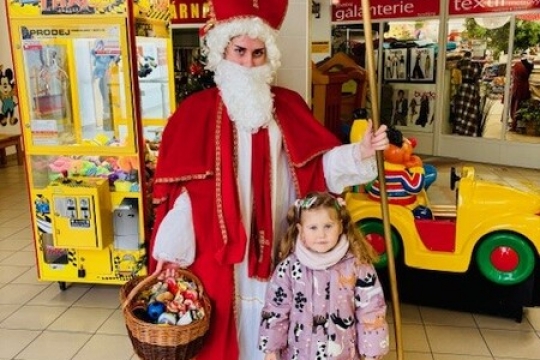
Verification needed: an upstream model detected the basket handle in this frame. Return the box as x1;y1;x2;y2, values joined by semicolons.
121;259;168;310
121;261;205;310
122;272;159;310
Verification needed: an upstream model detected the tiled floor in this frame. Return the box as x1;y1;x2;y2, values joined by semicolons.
482;100;540;143
1;160;540;360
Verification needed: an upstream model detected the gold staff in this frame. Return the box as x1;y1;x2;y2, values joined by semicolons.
359;0;404;358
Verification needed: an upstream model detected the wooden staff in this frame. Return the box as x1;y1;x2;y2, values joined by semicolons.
359;0;404;359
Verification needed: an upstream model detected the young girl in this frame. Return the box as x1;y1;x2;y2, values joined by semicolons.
258;192;389;360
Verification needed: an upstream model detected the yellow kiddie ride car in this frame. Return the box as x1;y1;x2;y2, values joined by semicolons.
346;124;540;286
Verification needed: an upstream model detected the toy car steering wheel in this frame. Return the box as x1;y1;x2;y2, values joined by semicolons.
450;167;461;190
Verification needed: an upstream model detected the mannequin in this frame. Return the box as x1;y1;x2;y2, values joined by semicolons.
510;50;535;132
452;51;482;136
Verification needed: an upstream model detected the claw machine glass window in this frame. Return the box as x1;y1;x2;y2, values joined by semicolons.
80;38;123;136
136;36;171;121
23;40;72;145
133;22;176;182
17;21;134;150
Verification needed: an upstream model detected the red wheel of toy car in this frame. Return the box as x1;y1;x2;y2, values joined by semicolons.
358;220;400;269
475;233;535;286
366;233;386;254
491;247;519;272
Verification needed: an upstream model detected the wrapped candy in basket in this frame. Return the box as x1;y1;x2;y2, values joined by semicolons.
120;268;211;360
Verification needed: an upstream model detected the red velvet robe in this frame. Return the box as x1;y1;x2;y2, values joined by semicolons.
149;86;341;360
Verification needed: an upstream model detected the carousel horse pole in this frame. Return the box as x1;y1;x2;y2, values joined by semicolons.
359;0;405;358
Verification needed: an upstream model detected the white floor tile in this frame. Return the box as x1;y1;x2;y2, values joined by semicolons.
47;306;115;333
0;304;21;323
0;238;31;252
426;325;491;356
10;267;42;285
74;285;123;309
97;309;130;335
482;328;540;359
27;283;90;307
1;250;37;267
0;284;48;305
0;328;41;359
71;334;134;360
15;330;91;360
420;306;477;327
0;305;67;330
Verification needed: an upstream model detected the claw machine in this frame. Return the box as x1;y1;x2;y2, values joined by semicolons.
5;0;175;289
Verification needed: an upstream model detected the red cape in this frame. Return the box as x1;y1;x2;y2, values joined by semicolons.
149;86;340;360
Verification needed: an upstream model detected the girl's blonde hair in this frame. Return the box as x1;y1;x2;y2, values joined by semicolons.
277;191;379;265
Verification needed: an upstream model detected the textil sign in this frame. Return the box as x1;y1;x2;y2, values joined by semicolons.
450;0;540;15
331;0;440;22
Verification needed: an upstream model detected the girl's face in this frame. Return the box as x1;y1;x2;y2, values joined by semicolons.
297;207;342;253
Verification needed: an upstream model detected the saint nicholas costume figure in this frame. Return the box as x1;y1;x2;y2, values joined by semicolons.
148;1;388;359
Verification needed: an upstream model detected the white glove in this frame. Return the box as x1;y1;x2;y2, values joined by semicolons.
152;191;195;267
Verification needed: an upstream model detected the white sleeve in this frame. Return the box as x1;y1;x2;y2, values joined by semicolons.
152;191;195;268
322;143;378;194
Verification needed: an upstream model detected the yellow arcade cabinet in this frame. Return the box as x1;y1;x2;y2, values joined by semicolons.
5;0;175;289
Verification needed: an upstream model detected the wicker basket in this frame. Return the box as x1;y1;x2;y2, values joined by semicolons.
120;269;211;360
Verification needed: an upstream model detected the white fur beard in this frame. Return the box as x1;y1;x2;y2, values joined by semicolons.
214;60;275;133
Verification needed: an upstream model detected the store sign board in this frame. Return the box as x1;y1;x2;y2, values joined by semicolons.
450;0;540;15
170;0;210;25
7;0;127;16
331;0;440;22
20;25;121;39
